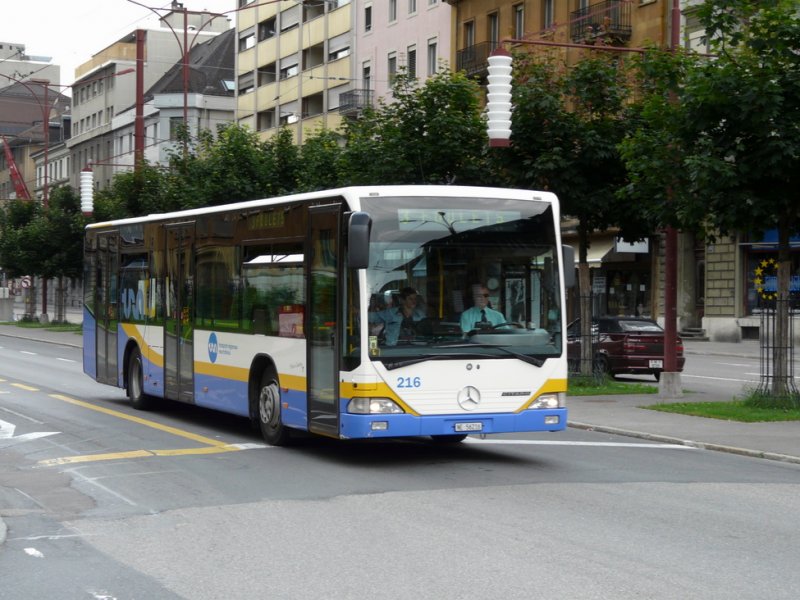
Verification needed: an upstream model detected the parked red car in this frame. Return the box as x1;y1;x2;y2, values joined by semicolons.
567;316;685;381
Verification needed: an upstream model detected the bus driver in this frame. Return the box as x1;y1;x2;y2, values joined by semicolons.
460;283;506;333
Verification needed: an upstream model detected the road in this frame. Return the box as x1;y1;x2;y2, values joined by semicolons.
1;335;800;599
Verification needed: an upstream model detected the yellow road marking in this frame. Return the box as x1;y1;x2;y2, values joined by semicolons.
37;444;242;467
48;394;230;447
12;383;39;391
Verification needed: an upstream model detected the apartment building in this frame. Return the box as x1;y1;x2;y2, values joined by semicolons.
67;8;230;191
235;0;354;144
348;0;451;115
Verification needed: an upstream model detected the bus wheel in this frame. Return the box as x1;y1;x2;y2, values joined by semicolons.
430;434;468;443
128;348;153;410
258;372;290;446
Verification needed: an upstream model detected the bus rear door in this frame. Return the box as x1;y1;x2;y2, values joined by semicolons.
164;222;195;403
95;231;119;386
307;205;341;438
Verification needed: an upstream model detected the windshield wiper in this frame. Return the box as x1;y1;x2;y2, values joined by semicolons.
381;344;545;370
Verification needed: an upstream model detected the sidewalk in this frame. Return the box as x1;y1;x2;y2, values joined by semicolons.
0;325;796;464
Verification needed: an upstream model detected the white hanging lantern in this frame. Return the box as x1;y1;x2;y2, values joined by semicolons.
80;168;94;216
486;48;513;147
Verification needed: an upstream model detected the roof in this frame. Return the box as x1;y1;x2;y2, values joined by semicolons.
0;81;71;139
145;27;235;101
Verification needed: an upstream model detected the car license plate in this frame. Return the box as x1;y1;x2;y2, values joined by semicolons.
455;422;483;432
649;359;663;368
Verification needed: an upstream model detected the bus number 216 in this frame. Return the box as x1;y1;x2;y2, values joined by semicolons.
397;376;421;388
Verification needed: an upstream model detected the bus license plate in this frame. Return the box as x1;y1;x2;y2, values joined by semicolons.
649;360;663;368
455;422;483;432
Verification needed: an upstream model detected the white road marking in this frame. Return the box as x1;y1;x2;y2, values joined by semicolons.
20;351;37;356
24;548;45;558
465;438;694;449
65;467;138;506
681;374;757;383
0;406;45;424
0;418;59;447
56;357;76;363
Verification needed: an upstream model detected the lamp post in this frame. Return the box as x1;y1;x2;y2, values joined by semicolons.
485;0;684;397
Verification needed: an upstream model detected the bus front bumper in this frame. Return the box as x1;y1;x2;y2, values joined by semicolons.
339;408;567;439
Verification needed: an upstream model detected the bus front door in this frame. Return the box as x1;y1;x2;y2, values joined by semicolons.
95;232;119;386
164;223;195;403
307;205;341;438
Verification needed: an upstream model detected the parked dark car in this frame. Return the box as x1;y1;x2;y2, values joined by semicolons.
567;316;685;381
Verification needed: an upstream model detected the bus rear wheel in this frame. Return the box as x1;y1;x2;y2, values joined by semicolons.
258;372;291;446
127;348;154;410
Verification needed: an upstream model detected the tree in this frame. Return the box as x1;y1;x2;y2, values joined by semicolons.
502;51;641;375
340;69;490;185
683;0;800;399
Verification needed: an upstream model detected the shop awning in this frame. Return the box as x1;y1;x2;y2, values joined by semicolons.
573;237;615;267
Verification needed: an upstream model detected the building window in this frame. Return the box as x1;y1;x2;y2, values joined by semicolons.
427;39;437;76
514;4;525;39
257;109;275;131
389;0;397;22
362;62;371;89
239;31;255;52
258;17;276;41
238;72;255;94
169;117;183;140
544;0;554;29
329;46;351;61
409;0;416;14
488;12;500;46
365;4;372;32
407;45;417;79
258;63;276;86
464;21;475;48
280;63;299;80
388;52;397;83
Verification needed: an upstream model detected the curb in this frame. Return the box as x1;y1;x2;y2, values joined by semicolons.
0;329;81;349
569;421;800;466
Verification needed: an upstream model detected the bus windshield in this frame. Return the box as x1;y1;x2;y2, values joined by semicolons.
357;194;563;365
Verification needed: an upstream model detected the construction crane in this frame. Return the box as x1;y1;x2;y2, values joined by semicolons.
1;135;32;200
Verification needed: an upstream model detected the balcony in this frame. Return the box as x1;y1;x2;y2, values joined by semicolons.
570;0;632;44
339;89;373;117
456;41;501;79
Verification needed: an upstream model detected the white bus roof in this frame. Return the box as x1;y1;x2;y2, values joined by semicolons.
85;185;559;230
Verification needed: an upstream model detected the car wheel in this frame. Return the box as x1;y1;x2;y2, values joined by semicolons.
257;371;291;446
594;355;610;379
128;348;154;410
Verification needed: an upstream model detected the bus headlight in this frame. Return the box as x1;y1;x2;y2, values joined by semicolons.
348;397;405;414
529;392;565;409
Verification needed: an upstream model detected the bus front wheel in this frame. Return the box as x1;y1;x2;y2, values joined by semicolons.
258;372;291;446
127;348;154;410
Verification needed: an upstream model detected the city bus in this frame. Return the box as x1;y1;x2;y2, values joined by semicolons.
83;185;574;445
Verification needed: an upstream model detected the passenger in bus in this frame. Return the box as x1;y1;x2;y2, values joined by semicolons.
368;287;426;345
460;283;506;333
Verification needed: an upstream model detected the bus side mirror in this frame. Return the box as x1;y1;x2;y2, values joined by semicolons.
562;245;576;288
348;211;371;269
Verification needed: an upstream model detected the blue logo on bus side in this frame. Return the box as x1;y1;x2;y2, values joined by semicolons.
208;332;219;363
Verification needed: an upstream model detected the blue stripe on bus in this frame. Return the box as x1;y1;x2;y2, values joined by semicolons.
82;309;97;379
338;404;568;439
194;372;249;416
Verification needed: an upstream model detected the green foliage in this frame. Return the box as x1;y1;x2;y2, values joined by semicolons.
296;129;345;192
0;186;86;280
504;51;645;249
339;69;490;185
